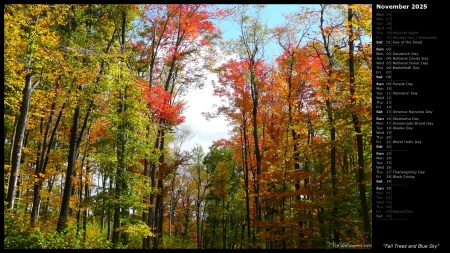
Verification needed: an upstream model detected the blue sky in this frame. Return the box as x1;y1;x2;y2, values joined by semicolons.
217;4;304;40
215;4;316;62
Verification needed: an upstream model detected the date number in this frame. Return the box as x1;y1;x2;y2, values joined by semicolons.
411;4;427;9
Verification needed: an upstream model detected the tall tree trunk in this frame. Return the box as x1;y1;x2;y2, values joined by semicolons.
76;132;91;237
6;74;38;212
153;127;166;249
222;197;226;249
107;177;112;241
169;172;176;239
148;128;161;248
42;173;56;220
100;173;107;232
56;104;80;233
142;158;150;249
57;90;93;233
248;65;263;248
241;120;251;244
31;92;60;225
148;139;159;248
318;5;339;244
31;118;43;226
76;166;84;236
348;6;371;244
286;58;306;248
113;12;129;246
113;85;127;247
83;166;89;242
40;94;67;219
196;156;203;249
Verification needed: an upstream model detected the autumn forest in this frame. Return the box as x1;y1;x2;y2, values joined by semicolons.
4;4;372;249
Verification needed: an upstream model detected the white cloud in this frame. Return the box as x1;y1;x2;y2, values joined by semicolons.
180;72;231;153
177;37;239;154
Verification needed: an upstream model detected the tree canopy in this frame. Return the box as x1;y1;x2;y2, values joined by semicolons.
4;4;372;249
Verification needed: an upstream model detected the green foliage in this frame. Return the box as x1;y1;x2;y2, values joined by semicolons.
4;206;117;249
203;144;234;174
33;226;81;249
82;220;114;249
4;211;41;249
114;219;154;249
161;235;197;249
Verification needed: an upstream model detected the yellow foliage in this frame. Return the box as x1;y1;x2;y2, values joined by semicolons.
120;223;155;238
